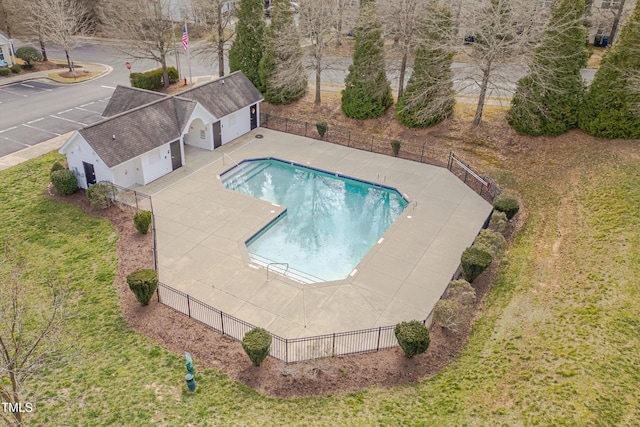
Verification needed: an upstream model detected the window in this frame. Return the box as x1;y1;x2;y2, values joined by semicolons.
0;50;5;61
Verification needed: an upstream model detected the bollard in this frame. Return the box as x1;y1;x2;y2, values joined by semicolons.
185;373;196;392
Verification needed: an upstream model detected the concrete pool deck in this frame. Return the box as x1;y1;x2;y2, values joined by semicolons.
135;128;493;338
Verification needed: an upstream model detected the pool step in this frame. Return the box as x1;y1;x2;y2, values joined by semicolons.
249;253;325;284
222;162;272;192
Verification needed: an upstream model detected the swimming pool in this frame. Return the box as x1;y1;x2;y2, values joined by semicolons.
221;158;408;283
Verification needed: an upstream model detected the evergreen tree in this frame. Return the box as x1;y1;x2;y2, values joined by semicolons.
229;0;266;91
507;0;588;136
578;2;640;139
341;3;393;119
258;0;307;104
395;7;454;128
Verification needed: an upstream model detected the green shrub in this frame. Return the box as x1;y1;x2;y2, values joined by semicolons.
390;140;401;156
395;320;430;358
242;328;272;366
493;195;520;220
86;181;115;209
316;121;328;137
130;67;179;91
50;162;65;180
0;68;10;77
50;169;78;196
126;269;158;305
444;279;476;306
488;210;508;233
461;246;492;282
433;299;465;332
134;210;152;234
473;229;507;260
10;64;21;73
15;47;43;68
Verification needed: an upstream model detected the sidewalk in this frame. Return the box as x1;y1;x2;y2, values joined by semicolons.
0;61;111;86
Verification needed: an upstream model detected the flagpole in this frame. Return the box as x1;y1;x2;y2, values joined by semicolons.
172;21;182;81
186;20;193;88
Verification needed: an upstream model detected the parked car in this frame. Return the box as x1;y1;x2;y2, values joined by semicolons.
264;1;298;17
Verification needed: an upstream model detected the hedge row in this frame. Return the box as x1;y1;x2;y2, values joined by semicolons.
130;67;179;91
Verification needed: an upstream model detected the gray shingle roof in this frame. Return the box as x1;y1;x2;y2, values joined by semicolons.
102;85;167;117
79;97;196;168
180;71;263;118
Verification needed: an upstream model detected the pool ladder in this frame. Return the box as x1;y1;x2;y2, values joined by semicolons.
266;262;289;282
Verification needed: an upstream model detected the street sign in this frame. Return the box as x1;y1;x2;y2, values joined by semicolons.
125;61;131;70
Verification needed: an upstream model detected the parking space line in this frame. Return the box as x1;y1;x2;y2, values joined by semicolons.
50;114;86;126
27;118;44;124
21;83;35;88
22;123;60;136
75;106;103;114
101;85;116;89
80;102;95;107
0;126;18;134
0;88;27;97
58;109;74;114
3;136;31;148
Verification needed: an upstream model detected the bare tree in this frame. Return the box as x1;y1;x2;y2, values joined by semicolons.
334;0;358;47
378;0;426;99
299;0;338;104
0;250;74;427
193;0;235;77
451;0;548;127
32;0;89;72
105;0;175;89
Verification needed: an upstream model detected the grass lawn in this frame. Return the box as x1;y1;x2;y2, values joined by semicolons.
1;135;639;425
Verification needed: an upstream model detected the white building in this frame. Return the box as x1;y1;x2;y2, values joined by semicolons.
0;30;15;67
59;71;263;189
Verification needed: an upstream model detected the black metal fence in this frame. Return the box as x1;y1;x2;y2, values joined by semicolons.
98;182;158;271
260;113;499;201
157;282;400;363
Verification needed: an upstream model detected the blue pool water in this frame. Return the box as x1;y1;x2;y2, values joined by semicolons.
221;159;407;282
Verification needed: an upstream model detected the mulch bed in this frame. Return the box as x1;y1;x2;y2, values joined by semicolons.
46;180;522;398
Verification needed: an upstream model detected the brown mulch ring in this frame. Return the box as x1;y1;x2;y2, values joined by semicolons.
46;169;521;398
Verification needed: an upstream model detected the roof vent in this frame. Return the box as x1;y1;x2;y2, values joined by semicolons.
112;135;116;140
221;80;225;85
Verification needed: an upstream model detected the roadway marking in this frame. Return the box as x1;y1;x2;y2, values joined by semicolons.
58;109;74;114
0;87;27;97
50;114;86;126
101;85;116;89
80;102;95;107
27;118;44;124
75;106;102;114
0;126;18;134
22;123;60;136
3;136;31;147
21;83;35;88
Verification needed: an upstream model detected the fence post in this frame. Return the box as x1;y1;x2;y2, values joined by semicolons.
157;285;160;302
376;326;381;351
332;333;336;356
285;339;288;364
285;118;288;133
133;190;139;210
464;170;468;183
220;311;224;335
187;294;191;318
370;136;374;151
421;142;426;163
305;122;307;137
348;132;351;147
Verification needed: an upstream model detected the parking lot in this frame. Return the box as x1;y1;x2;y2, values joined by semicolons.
0;80;109;157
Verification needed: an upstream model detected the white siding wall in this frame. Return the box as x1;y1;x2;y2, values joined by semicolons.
63;135;113;189
111;158;143;188
221;105;251;145
183;104;215;151
140;143;173;185
0;42;14;66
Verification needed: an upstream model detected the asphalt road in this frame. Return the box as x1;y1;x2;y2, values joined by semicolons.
0;40;598;159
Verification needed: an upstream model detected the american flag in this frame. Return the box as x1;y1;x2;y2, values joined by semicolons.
182;23;189;51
